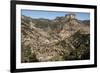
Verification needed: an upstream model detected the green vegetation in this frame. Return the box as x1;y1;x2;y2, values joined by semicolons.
49;56;65;61
21;46;39;63
21;15;90;63
64;31;90;60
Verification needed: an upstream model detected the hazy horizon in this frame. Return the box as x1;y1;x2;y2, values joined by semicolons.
21;10;90;20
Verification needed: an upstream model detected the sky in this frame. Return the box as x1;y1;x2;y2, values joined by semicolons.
21;10;90;20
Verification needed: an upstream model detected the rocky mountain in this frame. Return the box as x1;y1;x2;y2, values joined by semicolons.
82;20;90;25
21;14;90;63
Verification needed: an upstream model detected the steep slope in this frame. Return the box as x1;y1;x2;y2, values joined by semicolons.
21;14;90;62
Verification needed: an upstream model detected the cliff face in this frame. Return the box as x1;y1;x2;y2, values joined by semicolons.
21;14;90;63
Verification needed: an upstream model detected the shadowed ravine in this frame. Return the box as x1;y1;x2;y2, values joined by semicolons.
21;14;90;63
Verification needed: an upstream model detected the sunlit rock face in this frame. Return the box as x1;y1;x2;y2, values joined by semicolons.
21;14;90;63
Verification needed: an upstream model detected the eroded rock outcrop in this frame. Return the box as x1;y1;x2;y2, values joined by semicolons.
21;14;90;63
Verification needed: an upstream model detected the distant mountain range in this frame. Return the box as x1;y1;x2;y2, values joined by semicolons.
21;14;90;62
